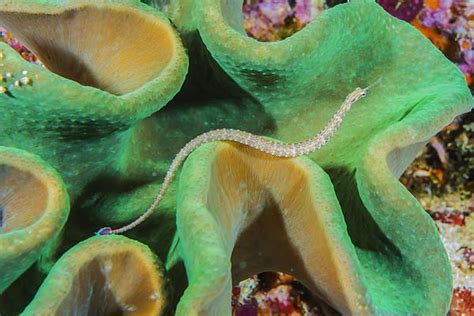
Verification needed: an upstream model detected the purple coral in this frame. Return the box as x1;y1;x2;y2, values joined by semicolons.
377;0;424;22
417;0;473;85
242;0;315;41
294;0;314;24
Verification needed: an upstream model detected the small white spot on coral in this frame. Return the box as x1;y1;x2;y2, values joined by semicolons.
102;261;112;274
20;77;31;85
149;292;160;300
124;304;137;312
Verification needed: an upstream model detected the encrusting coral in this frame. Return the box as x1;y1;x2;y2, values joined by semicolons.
22;235;168;316
0;146;69;294
0;0;472;315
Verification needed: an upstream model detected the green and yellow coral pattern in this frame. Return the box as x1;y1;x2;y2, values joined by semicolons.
0;0;472;315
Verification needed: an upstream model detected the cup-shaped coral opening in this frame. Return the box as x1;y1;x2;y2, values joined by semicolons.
208;145;348;309
23;236;167;315
0;146;69;295
0;164;48;234
0;4;177;95
58;252;161;315
177;142;367;314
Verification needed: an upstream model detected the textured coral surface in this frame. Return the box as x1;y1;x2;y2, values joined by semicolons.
232;0;473;315
0;0;472;315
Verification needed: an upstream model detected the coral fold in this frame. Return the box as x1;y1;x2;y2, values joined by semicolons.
0;146;69;293
22;235;168;315
0;0;472;315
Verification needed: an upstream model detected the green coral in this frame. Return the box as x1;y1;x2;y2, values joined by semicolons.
22;235;169;315
0;0;188;197
0;0;472;314
0;146;69;294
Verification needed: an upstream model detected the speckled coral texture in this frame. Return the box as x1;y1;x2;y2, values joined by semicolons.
0;0;472;315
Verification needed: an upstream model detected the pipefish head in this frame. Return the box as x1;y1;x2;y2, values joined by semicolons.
354;87;368;99
345;87;368;108
345;78;382;107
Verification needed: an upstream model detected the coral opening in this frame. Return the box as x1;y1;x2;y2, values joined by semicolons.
0;164;47;234
0;6;176;95
57;252;161;315
182;142;366;313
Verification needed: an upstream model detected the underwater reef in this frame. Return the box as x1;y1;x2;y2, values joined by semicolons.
0;0;472;315
235;1;474;314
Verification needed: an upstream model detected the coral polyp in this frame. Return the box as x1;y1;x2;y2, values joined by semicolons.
0;0;472;315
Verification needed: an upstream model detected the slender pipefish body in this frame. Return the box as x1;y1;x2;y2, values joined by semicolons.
96;84;376;236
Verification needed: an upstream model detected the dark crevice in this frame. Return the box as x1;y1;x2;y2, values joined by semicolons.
397;96;431;122
231;194;342;314
325;166;402;258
